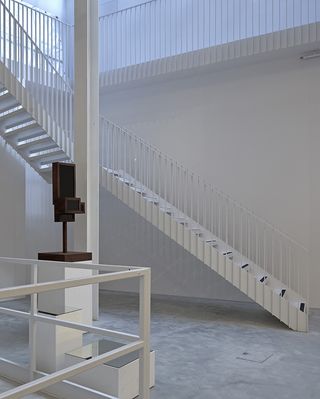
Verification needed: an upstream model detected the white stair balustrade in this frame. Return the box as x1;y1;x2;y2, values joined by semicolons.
99;0;320;87
3;0;74;84
0;0;73;179
3;0;320;90
100;117;309;332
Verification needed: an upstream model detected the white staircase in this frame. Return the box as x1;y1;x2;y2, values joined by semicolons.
99;0;320;88
100;118;309;332
0;0;73;179
0;0;311;332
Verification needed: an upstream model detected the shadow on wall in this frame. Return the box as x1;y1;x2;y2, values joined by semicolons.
0;140;26;287
100;187;249;302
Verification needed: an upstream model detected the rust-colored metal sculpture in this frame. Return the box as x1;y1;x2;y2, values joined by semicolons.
38;162;92;262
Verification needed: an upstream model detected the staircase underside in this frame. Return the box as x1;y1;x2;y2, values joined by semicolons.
0;81;70;180
101;166;308;332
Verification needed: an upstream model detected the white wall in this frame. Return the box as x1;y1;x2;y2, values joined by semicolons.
0;139;27;287
21;0;73;23
0;139;60;287
100;188;249;301
25;165;61;259
100;55;320;307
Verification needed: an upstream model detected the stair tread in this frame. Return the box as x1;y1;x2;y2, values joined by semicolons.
29;148;64;160
17;135;51;150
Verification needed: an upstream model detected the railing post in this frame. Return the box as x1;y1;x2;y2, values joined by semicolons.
139;268;151;399
29;263;38;381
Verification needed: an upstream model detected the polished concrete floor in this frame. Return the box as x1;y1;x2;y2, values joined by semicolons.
0;291;320;399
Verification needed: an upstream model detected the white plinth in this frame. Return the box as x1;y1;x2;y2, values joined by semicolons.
38;262;93;325
36;307;84;373
65;340;155;399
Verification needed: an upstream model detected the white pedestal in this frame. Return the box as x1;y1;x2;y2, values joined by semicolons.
38;262;93;325
36;307;84;373
36;261;94;373
65;340;155;399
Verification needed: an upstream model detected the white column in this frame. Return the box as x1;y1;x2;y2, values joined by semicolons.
74;0;100;319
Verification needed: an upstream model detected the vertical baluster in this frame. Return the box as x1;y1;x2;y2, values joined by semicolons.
189;173;192;220
217;193;220;241
240;207;243;264
280;235;283;285
212;187;215;236
225;198;228;253
232;202;235;253
158;152;161;203
205;182;208;230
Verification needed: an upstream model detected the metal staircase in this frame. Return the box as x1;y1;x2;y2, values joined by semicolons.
100;117;309;332
0;83;69;174
0;0;73;180
0;0;311;332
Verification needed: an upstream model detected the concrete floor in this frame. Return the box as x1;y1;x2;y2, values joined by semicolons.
0;291;320;399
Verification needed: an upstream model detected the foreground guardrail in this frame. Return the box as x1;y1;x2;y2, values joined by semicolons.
0;257;151;399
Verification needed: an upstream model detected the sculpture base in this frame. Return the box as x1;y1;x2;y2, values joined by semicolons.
38;252;92;262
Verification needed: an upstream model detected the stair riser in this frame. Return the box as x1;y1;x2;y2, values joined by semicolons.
29;153;68;170
0;69;72;179
0;112;32;129
17;138;53;154
0;98;20;113
2;125;39;140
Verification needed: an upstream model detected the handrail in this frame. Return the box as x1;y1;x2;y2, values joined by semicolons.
101;116;306;252
1;0;73;91
4;0;73;26
99;0;320;72
3;0;74;83
100;116;309;301
99;0;156;19
0;257;151;399
0;0;74;157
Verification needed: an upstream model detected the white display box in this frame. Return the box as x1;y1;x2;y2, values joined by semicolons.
37;263;93;325
36;306;84;373
65;339;155;399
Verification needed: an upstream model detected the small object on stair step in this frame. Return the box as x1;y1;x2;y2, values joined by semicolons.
132;187;147;196
206;239;217;246
223;251;233;259
300;303;305;312
145;197;159;204
280;289;286;297
259;275;268;283
118;177;133;186
241;263;249;269
160;207;172;215
176;218;188;225
191;228;203;237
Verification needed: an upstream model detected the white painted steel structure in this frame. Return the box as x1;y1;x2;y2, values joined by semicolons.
0;257;151;399
100;118;309;332
0;0;73;177
3;0;320;86
99;0;320;72
0;0;313;333
2;0;74;84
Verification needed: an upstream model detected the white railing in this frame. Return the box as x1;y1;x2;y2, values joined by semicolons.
0;0;74;159
2;0;74;83
4;0;319;81
100;117;309;303
0;257;151;399
99;0;320;72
